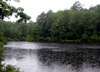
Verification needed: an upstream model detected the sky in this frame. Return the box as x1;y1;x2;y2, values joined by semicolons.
5;0;100;22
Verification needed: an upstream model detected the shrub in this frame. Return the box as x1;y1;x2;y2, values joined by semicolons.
3;65;21;72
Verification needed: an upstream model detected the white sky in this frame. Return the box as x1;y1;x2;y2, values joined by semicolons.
5;0;100;22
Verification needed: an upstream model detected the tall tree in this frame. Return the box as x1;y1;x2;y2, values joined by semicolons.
71;1;83;11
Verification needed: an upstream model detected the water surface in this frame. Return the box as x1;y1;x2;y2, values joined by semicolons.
2;41;100;72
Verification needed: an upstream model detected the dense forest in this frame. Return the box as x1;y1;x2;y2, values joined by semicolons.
1;0;100;72
1;1;100;43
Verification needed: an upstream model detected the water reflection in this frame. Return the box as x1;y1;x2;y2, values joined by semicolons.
2;41;100;72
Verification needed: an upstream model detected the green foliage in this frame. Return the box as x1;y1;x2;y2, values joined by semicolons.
90;35;100;42
0;31;6;72
0;29;22;72
0;1;100;43
0;1;23;72
81;34;89;42
71;1;83;11
0;0;31;22
61;39;80;43
16;7;31;23
82;34;88;40
3;65;21;72
0;42;3;72
1;1;100;43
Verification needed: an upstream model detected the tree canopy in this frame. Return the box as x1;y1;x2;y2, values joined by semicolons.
0;0;31;22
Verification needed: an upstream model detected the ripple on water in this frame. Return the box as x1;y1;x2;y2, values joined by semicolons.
2;41;100;72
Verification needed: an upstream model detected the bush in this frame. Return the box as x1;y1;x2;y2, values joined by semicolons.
61;39;80;43
0;42;4;72
3;65;22;72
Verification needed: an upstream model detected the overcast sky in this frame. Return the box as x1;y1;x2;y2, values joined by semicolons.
5;0;100;22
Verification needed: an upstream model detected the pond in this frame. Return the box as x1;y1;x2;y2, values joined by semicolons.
2;41;100;72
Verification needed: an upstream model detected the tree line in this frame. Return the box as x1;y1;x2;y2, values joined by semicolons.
1;1;100;43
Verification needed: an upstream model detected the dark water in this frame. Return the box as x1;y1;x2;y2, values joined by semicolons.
2;41;100;72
